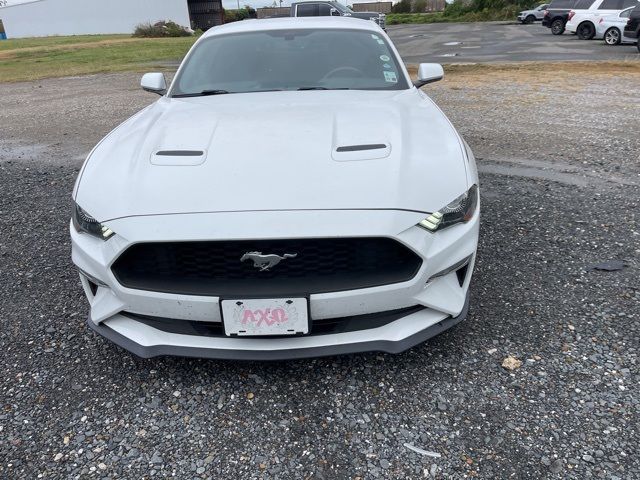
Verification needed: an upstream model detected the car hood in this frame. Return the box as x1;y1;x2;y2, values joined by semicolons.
75;89;468;221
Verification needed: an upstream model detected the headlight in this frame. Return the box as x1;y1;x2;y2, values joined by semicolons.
72;203;115;240
418;184;478;233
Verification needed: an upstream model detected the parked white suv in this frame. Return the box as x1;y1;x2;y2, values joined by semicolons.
596;6;638;43
517;4;549;23
566;0;639;39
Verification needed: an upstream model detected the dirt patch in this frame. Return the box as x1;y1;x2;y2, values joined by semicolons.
408;60;640;87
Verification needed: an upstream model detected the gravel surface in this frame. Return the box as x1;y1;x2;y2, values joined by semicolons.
1;72;638;479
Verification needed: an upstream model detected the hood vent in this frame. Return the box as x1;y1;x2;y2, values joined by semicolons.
151;149;207;166
156;150;204;157
332;143;391;162
336;144;387;153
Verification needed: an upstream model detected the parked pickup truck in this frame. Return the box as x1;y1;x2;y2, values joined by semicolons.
542;0;581;34
286;1;386;30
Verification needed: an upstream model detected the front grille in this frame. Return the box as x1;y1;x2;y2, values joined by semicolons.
111;238;422;296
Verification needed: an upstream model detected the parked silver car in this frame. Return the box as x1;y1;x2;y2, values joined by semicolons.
518;4;550;23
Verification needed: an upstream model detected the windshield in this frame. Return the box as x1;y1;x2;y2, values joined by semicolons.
171;29;409;96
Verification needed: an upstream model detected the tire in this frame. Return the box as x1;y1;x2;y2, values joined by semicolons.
637;40;640;53
551;19;565;35
604;27;621;45
524;15;536;24
577;22;596;40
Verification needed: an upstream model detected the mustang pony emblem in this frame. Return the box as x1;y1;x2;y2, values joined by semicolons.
240;251;298;271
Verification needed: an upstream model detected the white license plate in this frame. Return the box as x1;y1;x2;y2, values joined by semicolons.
221;298;309;337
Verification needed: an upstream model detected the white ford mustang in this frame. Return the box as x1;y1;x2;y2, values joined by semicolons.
71;17;480;360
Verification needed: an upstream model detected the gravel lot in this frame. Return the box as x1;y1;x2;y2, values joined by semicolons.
1;70;638;479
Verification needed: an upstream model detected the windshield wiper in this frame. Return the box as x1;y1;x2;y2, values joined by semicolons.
174;89;286;97
173;89;230;98
297;87;350;91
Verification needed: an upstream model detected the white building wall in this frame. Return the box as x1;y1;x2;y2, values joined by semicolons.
0;0;192;38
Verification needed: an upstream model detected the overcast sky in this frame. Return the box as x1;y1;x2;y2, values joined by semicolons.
2;0;383;9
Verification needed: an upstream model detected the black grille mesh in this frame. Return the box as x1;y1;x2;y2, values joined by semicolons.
111;238;422;296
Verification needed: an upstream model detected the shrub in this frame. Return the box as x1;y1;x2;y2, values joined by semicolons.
225;9;247;22
386;12;445;24
133;21;192;38
443;0;536;17
224;6;257;22
387;0;538;24
412;0;427;12
391;0;412;13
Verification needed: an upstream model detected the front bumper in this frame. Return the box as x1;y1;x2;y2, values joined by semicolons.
72;208;479;359
87;295;469;360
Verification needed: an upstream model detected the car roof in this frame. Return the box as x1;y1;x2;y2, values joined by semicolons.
201;17;380;39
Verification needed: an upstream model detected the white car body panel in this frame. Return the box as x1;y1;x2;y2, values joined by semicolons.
71;17;480;360
595;8;638;40
565;0;639;34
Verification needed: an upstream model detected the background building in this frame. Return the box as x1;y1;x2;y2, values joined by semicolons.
187;0;224;30
0;0;223;39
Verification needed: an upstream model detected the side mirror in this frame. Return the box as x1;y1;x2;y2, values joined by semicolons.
141;72;167;95
414;63;444;88
330;7;341;16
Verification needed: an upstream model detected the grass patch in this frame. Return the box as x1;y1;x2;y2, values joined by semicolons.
387;13;447;25
0;34;133;51
387;8;519;25
0;34;197;82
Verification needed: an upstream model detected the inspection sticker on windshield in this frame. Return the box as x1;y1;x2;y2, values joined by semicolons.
384;71;397;83
371;34;380;39
379;55;390;62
